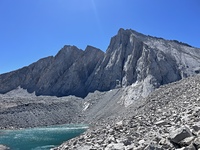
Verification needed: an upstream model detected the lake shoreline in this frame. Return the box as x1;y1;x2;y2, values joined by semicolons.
0;124;88;150
0;122;90;130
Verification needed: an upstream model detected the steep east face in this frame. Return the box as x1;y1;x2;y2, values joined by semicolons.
0;28;200;98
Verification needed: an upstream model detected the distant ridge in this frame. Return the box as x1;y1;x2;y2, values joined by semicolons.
0;28;200;98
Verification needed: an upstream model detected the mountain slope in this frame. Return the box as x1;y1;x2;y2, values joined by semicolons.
54;75;200;150
0;28;200;99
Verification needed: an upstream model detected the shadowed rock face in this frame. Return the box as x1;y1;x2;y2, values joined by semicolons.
0;28;200;97
0;45;104;97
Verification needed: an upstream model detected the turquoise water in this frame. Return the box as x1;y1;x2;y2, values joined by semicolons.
0;124;88;150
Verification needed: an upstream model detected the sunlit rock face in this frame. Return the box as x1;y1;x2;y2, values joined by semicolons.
0;28;200;99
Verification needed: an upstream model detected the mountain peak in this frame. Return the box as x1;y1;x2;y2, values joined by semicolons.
117;28;146;38
85;45;103;53
0;28;200;98
117;28;132;37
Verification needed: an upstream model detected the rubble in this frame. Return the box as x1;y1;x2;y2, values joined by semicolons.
53;75;200;150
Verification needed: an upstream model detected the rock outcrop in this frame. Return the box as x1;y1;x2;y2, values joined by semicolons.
0;29;200;100
0;45;104;98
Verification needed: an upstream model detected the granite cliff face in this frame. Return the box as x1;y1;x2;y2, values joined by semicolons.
0;28;200;99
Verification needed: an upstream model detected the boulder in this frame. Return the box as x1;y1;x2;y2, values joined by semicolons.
168;143;196;150
105;142;124;150
154;120;169;126
169;126;193;144
179;136;195;147
192;124;200;132
0;145;10;150
144;144;162;150
193;137;200;149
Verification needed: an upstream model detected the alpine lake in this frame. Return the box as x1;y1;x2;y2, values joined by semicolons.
0;124;88;150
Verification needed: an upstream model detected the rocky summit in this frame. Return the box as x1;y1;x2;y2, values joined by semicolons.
0;28;200;100
0;28;200;149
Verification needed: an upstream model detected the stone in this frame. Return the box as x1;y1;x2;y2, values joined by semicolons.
169;126;193;144
192;124;200;132
179;136;195;146
108;128;115;135
193;137;200;149
76;145;92;150
123;139;132;146
107;135;115;143
144;144;162;150
138;139;146;145
154;120;169;126
105;142;124;150
0;145;10;150
183;144;196;150
116;120;123;126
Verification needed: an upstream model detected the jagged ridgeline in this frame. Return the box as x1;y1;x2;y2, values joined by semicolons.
0;28;200;97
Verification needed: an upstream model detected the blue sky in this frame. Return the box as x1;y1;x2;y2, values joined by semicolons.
0;0;200;74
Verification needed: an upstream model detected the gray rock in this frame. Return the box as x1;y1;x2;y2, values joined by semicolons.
192;124;200;132
0;145;10;150
193;137;200;149
144;144;162;150
105;142;124;150
179;144;196;150
179;137;195;147
169;126;193;144
154;120;169;126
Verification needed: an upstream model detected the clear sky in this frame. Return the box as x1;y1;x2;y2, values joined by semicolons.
0;0;199;74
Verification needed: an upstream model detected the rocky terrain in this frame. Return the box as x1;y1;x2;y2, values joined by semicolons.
53;75;200;150
0;86;141;129
0;28;200;149
0;87;84;129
